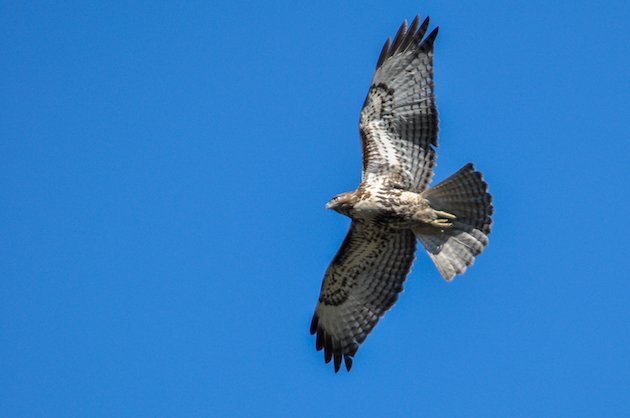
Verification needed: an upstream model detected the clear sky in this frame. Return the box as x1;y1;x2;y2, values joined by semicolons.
2;1;629;416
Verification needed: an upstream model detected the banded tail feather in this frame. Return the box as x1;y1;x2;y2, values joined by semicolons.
417;163;493;280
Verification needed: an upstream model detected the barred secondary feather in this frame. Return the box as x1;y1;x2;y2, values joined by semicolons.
310;14;493;373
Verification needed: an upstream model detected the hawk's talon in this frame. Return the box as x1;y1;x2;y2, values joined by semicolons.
430;210;456;229
430;218;454;229
434;210;456;220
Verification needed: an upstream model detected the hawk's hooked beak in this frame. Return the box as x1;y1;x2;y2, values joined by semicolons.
325;201;333;210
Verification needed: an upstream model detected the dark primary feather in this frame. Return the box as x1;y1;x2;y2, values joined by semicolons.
360;15;440;193
389;19;409;57
375;37;392;69
310;221;416;372
375;16;432;70
398;16;420;52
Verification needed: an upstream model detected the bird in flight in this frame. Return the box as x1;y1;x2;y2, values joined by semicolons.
310;14;493;373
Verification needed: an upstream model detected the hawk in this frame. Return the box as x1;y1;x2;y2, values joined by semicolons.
310;15;493;373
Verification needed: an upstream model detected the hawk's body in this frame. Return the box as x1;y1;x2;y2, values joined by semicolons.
310;15;493;373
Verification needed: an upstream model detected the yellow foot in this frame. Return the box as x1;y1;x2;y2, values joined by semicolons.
430;218;454;228
430;210;456;229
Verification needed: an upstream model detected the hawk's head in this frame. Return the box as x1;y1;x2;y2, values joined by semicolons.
326;192;356;216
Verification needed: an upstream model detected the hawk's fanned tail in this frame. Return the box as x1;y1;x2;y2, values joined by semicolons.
416;163;493;281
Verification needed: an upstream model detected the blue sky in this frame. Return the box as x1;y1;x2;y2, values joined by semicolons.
2;1;629;416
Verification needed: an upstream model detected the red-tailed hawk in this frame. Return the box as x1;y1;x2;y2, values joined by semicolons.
310;15;493;372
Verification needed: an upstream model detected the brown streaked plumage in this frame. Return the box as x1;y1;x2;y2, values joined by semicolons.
311;15;494;373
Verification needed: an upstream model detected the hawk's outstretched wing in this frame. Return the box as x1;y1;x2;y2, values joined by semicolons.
310;221;416;372
359;16;439;192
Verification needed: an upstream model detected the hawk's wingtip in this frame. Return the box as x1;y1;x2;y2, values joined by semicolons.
344;355;353;372
334;351;342;372
309;312;318;335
